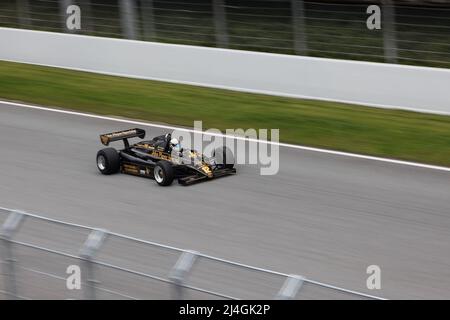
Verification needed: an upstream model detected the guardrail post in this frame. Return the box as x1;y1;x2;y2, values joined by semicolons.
168;250;198;299
79;229;107;300
79;0;93;33
0;211;25;299
119;0;137;40
213;0;229;48
16;0;31;27
382;0;397;63
141;0;156;41
276;274;304;299
291;0;308;55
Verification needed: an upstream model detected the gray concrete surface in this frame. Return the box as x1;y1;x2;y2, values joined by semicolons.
0;103;449;299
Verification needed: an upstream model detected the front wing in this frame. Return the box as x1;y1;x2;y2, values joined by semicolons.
178;167;236;186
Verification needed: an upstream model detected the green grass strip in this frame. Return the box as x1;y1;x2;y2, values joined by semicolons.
0;60;449;166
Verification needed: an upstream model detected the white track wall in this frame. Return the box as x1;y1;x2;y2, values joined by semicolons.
1;27;449;115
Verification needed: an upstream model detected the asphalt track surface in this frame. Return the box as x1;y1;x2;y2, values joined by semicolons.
0;102;449;299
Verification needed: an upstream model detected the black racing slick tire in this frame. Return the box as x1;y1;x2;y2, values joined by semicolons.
97;148;120;175
153;161;174;186
214;146;235;169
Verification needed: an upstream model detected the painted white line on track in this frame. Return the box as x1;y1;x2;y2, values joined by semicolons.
1;99;450;172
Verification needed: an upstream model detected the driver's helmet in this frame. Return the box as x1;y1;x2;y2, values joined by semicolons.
170;138;181;152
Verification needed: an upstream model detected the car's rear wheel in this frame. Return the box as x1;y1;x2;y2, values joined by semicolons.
154;161;174;186
97;148;120;175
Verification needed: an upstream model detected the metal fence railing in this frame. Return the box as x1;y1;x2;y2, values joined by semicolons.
0;0;449;68
0;207;386;300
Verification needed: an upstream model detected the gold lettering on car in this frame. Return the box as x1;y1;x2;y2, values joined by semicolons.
122;164;139;174
151;150;171;161
202;165;212;177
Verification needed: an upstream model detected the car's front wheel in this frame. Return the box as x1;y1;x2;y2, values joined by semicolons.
213;146;235;169
97;148;120;175
153;161;174;186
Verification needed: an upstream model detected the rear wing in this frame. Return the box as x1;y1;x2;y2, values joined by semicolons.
100;128;146;146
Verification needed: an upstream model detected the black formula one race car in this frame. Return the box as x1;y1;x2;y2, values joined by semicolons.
96;128;236;186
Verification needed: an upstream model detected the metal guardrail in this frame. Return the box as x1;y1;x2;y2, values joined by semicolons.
0;0;449;68
0;207;385;300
